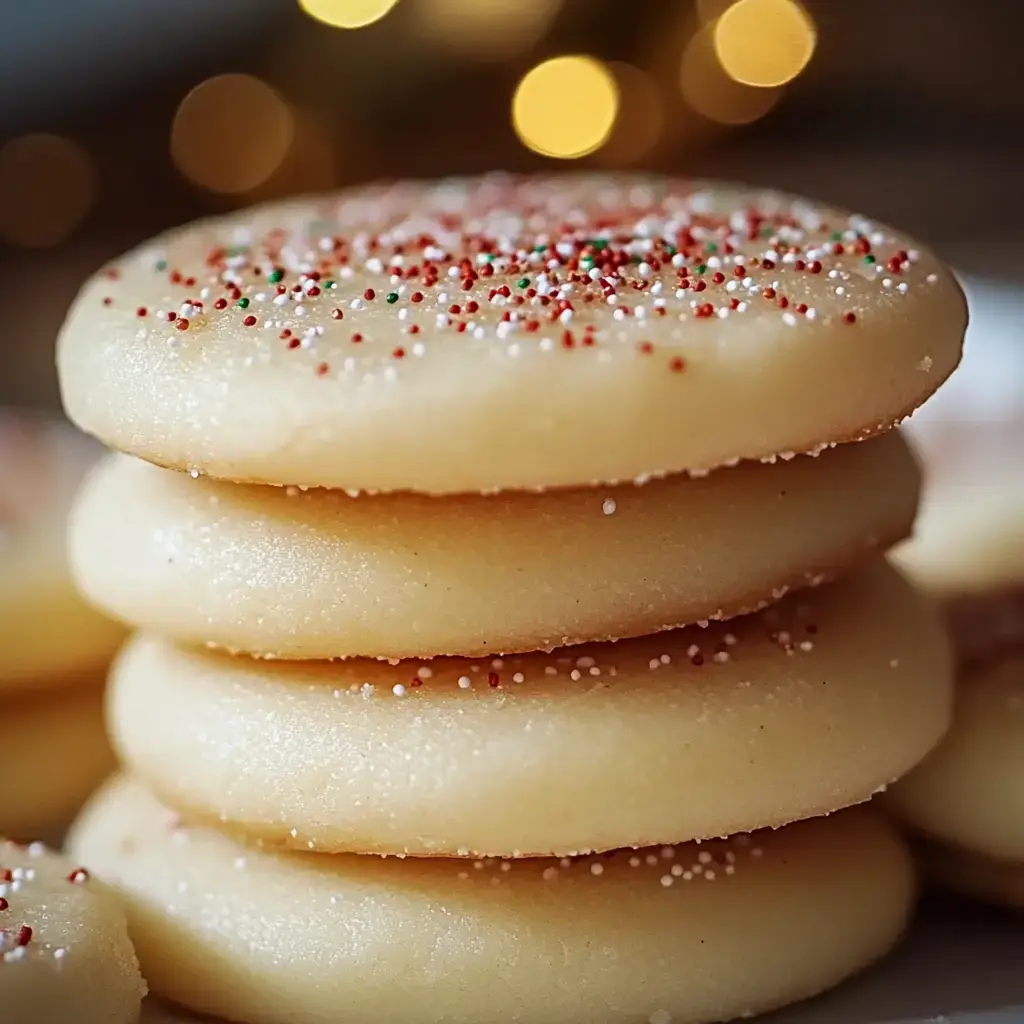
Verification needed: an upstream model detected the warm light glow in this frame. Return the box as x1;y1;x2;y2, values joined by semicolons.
412;0;560;59
696;0;735;23
513;56;619;159
598;63;664;166
298;0;400;29
0;134;95;247
713;0;816;87
171;74;294;194
247;107;340;201
680;26;782;125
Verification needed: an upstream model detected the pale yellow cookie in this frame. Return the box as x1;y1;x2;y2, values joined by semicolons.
0;411;125;689
919;841;1024;911
71;430;918;660
0;679;117;842
886;652;1024;864
0;838;145;1023
56;174;965;493
69;776;914;1024
110;560;952;858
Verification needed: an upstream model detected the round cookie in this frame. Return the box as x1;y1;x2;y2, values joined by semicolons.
919;841;1024;912
72;430;918;660
57;174;966;493
0;411;125;689
0;679;116;843
0;838;145;1023
110;560;952;857
886;649;1024;865
69;776;914;1024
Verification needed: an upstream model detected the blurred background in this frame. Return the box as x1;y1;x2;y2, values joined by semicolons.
0;0;1020;407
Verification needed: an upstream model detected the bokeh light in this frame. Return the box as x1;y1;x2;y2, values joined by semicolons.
513;56;620;159
696;0;735;23
680;25;782;125
713;0;816;87
0;135;96;247
412;0;560;60
246;106;341;201
298;0;400;29
171;74;295;194
598;63;664;166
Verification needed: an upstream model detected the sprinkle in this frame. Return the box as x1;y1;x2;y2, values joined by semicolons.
602;498;617;515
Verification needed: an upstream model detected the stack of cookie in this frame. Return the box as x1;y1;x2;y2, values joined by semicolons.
0;413;123;841
59;176;966;1024
888;283;1024;910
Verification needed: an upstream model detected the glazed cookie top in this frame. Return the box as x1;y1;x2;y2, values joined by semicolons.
58;174;966;493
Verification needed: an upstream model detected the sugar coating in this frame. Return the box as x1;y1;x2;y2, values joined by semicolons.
108;560;954;858
70;430;920;660
69;777;914;1024
0;839;145;1023
57;173;966;492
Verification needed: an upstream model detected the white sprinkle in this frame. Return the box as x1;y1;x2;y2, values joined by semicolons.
590;863;604;876
602;498;617;515
457;676;472;689
392;684;407;697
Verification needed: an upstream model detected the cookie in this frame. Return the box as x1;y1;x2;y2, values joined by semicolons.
919;841;1024;912
0;679;116;842
0;838;145;1023
69;776;914;1024
886;650;1024;865
109;560;951;857
71;430;918;660
0;411;125;689
57;174;966;493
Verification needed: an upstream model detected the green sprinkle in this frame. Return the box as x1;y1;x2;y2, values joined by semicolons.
665;245;677;256
863;255;876;265
630;254;643;265
237;297;250;309
533;244;546;253
830;231;843;242
154;259;167;272
267;268;284;284
324;280;336;289
705;243;718;253
517;277;529;288
386;292;399;304
696;263;707;274
586;239;608;251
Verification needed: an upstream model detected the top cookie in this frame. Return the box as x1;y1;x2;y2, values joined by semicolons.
58;174;967;493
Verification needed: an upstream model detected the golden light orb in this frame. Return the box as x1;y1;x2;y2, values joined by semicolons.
680;25;782;125
171;74;294;194
512;56;620;160
713;0;816;88
298;0;401;29
0;135;96;247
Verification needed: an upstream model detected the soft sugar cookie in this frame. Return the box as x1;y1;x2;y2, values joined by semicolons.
886;644;1024;865
919;841;1024;912
57;174;966;493
0;411;125;689
72;431;918;659
0;838;145;1023
0;679;116;842
110;560;952;858
69;777;914;1024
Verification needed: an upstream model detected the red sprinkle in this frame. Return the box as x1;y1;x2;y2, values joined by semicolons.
330;308;344;320
843;311;857;324
67;868;89;885
242;315;257;327
16;926;32;947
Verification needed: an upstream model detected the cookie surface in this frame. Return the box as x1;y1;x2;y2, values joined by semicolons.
57;174;965;493
110;561;951;857
69;777;913;1024
0;679;116;842
72;431;918;660
886;651;1024;863
0;838;145;1024
0;412;125;689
